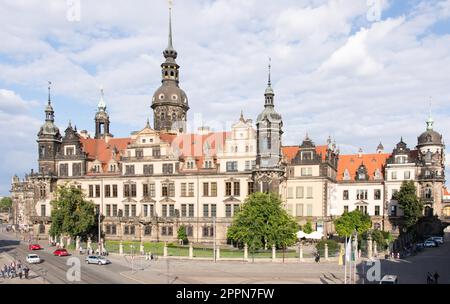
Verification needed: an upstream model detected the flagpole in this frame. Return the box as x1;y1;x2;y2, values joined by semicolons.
344;236;347;284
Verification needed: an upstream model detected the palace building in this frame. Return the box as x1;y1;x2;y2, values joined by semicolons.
10;6;448;243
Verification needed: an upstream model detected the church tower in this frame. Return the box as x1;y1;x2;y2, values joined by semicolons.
95;88;112;139
37;82;62;175
151;3;189;133
253;60;285;194
416;111;445;218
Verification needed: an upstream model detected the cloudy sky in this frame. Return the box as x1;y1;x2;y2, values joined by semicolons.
1;0;450;195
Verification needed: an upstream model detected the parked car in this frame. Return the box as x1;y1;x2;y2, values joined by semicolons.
29;244;42;250
26;253;41;264
423;240;438;248
53;248;70;256
415;243;425;249
429;236;444;245
380;275;399;284
85;255;111;265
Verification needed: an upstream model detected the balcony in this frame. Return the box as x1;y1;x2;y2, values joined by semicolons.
30;216;51;223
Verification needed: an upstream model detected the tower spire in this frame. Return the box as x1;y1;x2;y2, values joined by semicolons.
48;81;52;104
427;97;434;131
268;57;272;87
163;0;177;60
168;0;173;50
98;86;106;111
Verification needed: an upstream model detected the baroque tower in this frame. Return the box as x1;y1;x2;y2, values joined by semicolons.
253;61;285;193
37;82;61;175
416;111;445;217
151;3;189;133
95;88;112;139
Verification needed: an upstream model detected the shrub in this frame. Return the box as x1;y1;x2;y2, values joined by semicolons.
316;239;340;256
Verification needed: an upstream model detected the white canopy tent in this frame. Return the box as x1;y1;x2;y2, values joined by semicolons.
297;231;324;240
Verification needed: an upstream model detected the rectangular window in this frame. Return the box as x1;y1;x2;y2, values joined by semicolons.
225;182;232;196
41;205;46;217
233;204;240;215
72;163;81;176
189;204;194;217
306;204;313;216
106;205;111;217
143;205;148;217
301;167;313;176
296;204;303;217
404;171;411;180
124;184;130;197
233;182;240;196
344;206;349;213
225;205;232;217
169;183;175;197
203;204;209;217
149;204;154;217
95;185;100;197
186;226;193;237
143;184;149;197
131;184;136;197
162;184;168;197
131;205;136;217
136;149;144;159
392;189;399;199
169;205;175;217
143;164;154;175
374;189;381;200
162;163;174;174
203;183;209;196
248;182;254;195
89;185;94;198
391;205;397;216
226;161;238;172
112;185;118;197
245;161;250;171
181;204;187;217
211;182;217;197
125;165;135;175
306;187;313;199
181;183;187;197
152;147;161;158
125;205;130;217
375;206;380;216
287;187;293;199
112;205;118;217
211;204;217;218
296;187;304;199
391;171;397;180
188;183;194;197
357;190;368;200
343;190;349;200
162;205;168;217
105;185;111;198
149;184;155;197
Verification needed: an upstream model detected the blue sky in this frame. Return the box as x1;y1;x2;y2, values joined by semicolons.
1;0;450;195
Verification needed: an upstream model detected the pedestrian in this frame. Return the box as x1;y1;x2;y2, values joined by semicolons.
427;272;433;284
24;266;29;280
18;270;22;279
434;272;440;284
315;252;320;263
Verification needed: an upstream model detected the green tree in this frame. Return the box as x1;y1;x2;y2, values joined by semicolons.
227;192;298;250
393;181;423;228
49;185;96;239
303;221;313;234
177;225;188;245
0;197;12;211
334;210;372;237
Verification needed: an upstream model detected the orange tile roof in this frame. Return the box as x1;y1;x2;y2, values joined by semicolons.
281;145;329;163
337;153;390;182
80;137;131;170
444;187;450;196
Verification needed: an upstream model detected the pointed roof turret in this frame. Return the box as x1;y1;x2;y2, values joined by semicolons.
163;1;178;61
97;86;107;112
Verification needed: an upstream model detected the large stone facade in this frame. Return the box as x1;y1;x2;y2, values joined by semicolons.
10;6;448;243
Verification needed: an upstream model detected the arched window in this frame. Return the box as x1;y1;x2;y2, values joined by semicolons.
172;113;177;121
161;112;165;120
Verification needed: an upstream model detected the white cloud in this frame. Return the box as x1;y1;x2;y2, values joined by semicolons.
0;0;450;193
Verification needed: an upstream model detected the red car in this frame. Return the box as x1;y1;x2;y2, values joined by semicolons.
53;249;70;257
29;244;42;251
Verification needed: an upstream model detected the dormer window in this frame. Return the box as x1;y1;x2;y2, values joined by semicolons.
142;139;146;144
109;164;116;172
374;169;382;180
186;161;195;169
301;151;313;160
204;160;213;169
343;169;351;181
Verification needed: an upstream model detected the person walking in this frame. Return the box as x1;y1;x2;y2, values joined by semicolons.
23;266;29;280
434;272;440;284
427;272;433;284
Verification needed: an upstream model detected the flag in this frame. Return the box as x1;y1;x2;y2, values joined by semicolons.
345;236;352;263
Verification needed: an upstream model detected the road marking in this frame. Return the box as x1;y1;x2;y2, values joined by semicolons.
119;271;146;284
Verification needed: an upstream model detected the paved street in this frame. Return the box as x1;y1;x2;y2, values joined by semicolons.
0;231;136;284
359;232;450;284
